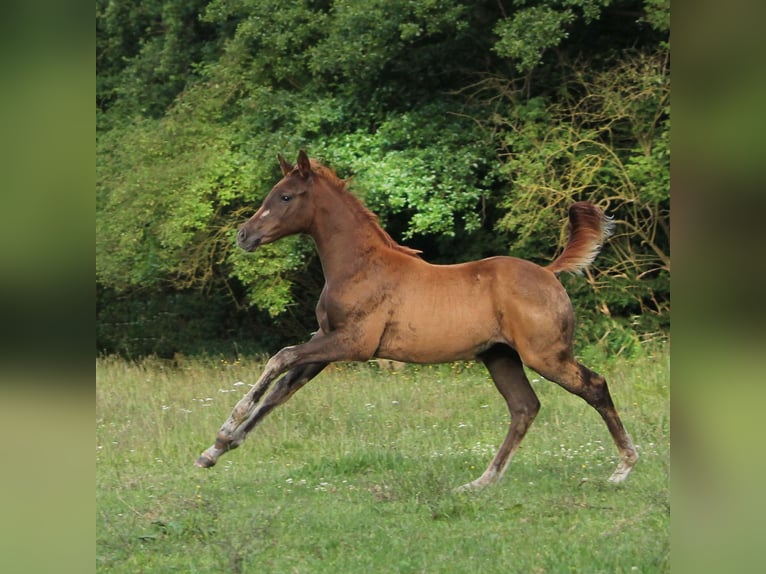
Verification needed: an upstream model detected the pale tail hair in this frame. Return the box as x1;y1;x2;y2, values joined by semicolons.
547;202;614;275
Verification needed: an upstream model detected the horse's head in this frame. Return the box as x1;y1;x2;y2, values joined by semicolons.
237;150;316;251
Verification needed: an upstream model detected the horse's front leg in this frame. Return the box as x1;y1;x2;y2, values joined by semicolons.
195;331;367;468
194;360;326;468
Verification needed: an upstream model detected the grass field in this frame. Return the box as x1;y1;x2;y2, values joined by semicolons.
96;344;669;573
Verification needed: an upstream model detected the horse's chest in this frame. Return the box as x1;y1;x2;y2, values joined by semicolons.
317;283;389;333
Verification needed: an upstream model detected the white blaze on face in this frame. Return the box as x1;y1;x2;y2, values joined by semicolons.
259;209;271;219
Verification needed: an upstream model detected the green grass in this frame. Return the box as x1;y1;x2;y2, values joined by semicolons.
96;345;669;573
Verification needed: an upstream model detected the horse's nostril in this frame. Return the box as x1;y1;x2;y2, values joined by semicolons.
237;227;247;242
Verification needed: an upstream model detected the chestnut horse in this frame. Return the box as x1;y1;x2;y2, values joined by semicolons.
196;150;637;489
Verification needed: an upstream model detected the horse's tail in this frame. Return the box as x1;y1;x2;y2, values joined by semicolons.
547;202;614;275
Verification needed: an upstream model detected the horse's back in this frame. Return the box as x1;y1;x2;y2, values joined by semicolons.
375;253;573;363
421;255;567;307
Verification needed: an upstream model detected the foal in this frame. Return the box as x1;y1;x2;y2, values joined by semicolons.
196;150;638;489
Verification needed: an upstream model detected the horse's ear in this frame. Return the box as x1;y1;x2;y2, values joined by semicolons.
296;149;311;179
277;153;293;176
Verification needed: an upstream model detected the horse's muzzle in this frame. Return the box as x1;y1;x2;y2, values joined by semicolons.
237;227;262;251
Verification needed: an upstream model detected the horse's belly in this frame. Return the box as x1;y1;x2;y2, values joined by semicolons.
375;309;499;364
376;343;494;364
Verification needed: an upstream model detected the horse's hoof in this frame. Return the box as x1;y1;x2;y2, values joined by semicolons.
607;459;636;483
195;453;216;468
455;477;491;492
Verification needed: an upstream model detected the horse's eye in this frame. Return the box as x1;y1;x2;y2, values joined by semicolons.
280;194;292;202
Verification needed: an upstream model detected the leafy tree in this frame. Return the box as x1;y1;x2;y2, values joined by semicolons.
96;0;669;357
97;0;222;118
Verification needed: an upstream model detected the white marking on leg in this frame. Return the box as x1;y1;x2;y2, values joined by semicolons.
608;435;638;483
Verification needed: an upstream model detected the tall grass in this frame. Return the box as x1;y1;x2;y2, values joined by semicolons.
97;344;669;573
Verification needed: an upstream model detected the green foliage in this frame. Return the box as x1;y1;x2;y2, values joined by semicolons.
97;115;238;289
494;5;576;72
201;0;324;88
642;0;670;33
227;237;313;316
96;0;669;357
307;0;470;88
319;105;498;239
492;0;625;73
97;0;221;118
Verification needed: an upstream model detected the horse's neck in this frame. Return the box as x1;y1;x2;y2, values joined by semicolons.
309;193;386;282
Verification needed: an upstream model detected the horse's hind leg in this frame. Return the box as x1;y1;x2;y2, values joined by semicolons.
458;344;541;491
526;351;638;483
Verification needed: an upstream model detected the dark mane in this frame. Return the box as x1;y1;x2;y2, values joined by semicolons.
310;159;422;259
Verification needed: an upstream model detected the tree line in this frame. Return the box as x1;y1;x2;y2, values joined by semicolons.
97;0;669;358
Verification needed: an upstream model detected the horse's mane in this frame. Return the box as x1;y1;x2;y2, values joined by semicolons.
310;160;422;259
